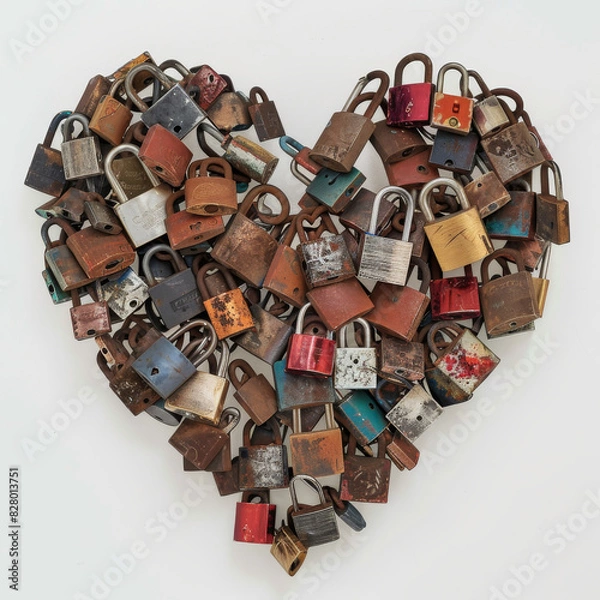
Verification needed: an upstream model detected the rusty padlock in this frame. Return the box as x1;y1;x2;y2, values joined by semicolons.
89;79;134;147
229;359;278;425
535;160;570;245
248;86;286;141
184;158;238;216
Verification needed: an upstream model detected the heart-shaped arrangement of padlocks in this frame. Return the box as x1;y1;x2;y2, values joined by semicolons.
25;51;570;576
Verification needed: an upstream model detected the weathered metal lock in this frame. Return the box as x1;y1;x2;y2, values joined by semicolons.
184;158;238;216
429;258;481;321
429;129;479;174
469;70;511;138
105;144;171;248
42;257;71;305
234;490;277;544
297;207;356;288
50;185;96;224
290;159;365;215
271;520;308;576
358;185;414;286
431;62;474;135
203;406;241;473
289;403;344;478
125;63;207;139
70;281;111;341
419;177;493;272
42;217;95;291
334;389;387;446
322;485;367;532
185;64;228;110
427;321;500;396
334;318;377;390
138;124;192;187
206;73;252;133
384;147;440;188
75;74;112;120
83;194;123;235
212;455;241;496
384;378;443;442
286;302;336;377
212;185;289;286
389;200;429;261
248;86;286;141
535;160;570;245
382;429;420;471
532;243;551;317
340;434;391;504
480;248;541;336
89;79;134;147
388;52;435;127
366;256;431;342
239;417;289;490
25;110;71;196
101;267;149;320
288;475;340;547
229;359;278;425
165;189;225;252
197;122;279;185
109;51;156;91
274;358;336;411
379;335;425;383
484;178;536;241
462;154;511;218
504;237;548;272
196;261;254;340
521;109;553;162
309;70;389;173
60;113;104;181
339;187;395;236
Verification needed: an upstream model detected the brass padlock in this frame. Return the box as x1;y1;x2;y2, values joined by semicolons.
184;158;238;216
271;520;308;576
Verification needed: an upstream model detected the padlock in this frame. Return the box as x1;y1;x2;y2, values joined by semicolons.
504;237;549;272
184;157;238;216
196;262;254;340
322;485;367;532
141;244;203;329
334;318;377;390
24;110;71;196
50;184;93;224
388;199;429;261
165;189;225;252
431;62;474;135
41;217;95;291
83;194;123;235
42;260;71;305
263;216;308;309
384;147;440;189
535;160;570;245
480;248;541;336
297;207;356;288
279;135;323;179
228;359;278;425
484;178;536;241
60;113;104;181
138;124;193;187
248;86;286;141
309;70;389;173
203;406;241;473
197;122;279;185
212;185;289;286
105;144;171;248
185;64;229;110
384;378;443;442
521;109;553;162
339;187;395;236
233;490;277;544
289;404;344;478
365;256;431;342
462;153;511;218
89;79;134;147
382;429;420;471
387;52;435;127
69;281;111;341
480;106;545;185
285;302;336;377
212;456;241;496
238;417;289;490
290;160;365;215
75;74;112;120
428;129;479;174
358;185;414;286
271;520;308;576
340;434;391;504
419;177;493;272
532;243;551;317
288;474;340;547
125;63;207;139
273;359;336;411
206;73;252;133
468;69;511;138
101;267;149;320
109;51;156;90
427;321;500;395
378;335;425;383
334;390;387;446
165;332;231;425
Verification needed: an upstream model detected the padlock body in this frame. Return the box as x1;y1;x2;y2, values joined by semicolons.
238;444;289;490
384;148;439;188
110;154;155;201
108;357;161;416
166;211;225;251
429;130;478;174
42;268;71;304
290;504;340;547
339;188;395;235
169;419;229;470
334;348;378;390
289;428;344;478
189;65;229;110
274;360;336;411
340;453;391;503
184;176;238;216
70;301;111;340
464;172;511;218
203;287;254;340
358;234;413;286
430;275;481;320
300;234;356;288
285;333;336;377
248;100;286;141
386;431;420;470
75;74;112;119
101;268;149;319
271;525;307;576
222;135;279;184
535;194;570;245
206;91;252;133
233;374;278;425
25;144;67;196
379;337;425;382
371;119;428;164
263;245;307;308
431;92;474;135
61;136;104;180
388;82;434;127
385;385;443;442
473;96;510;138
425;363;472;408
306;167;365;214
234;501;276;544
84;199;123;234
45;245;94;291
334;390;387;445
89;96;133;146
484;190;536;241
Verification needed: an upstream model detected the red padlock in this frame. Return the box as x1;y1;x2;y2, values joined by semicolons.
285;302;336;378
233;490;276;544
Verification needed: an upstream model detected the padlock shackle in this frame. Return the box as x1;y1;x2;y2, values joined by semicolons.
44;110;73;148
249;86;270;105
540;160;563;200
40;216;78;248
467;69;492;98
158;59;191;80
188;157;234;181
242;416;282;447
290;160;312;186
279;135;304;158
62;113;92;143
368;185;414;240
238;184;290;225
219;406;241;435
294;302;334;339
141;243;188;286
338;318;372;350
394;52;433;87
538;243;552;280
408;256;432;294
289;474;327;512
426;321;464;359
295;205;338;244
436;62;470;97
342;70;389;120
480;248;526;286
345;91;388;118
227;358;257;390
124;64;174;113
165;189;186;216
196;261;238;302
488;87;524;120
418;177;471;222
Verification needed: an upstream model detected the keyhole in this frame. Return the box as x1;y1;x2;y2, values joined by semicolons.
416;415;423;421
444;159;454;167
129;300;138;308
151;367;160;376
173;125;182;134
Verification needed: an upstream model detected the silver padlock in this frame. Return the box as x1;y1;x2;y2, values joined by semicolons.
60;113;103;180
101;267;149;320
358;185;414;286
334;318;377;390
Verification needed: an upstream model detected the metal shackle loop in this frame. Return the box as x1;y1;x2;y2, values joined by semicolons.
369;185;414;241
418;177;471;223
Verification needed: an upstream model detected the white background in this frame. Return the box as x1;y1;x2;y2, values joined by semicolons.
1;1;598;599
